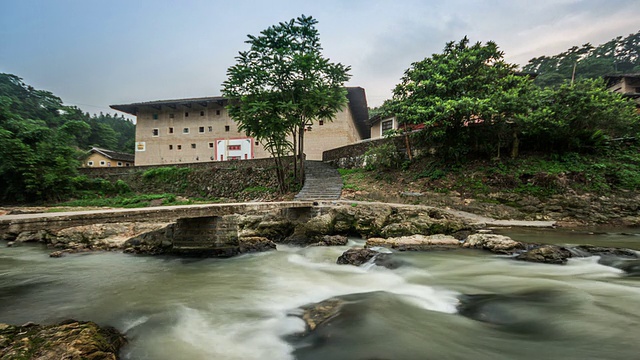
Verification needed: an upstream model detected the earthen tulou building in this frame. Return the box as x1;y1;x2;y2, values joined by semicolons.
110;87;370;166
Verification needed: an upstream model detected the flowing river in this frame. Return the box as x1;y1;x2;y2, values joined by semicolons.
1;229;639;360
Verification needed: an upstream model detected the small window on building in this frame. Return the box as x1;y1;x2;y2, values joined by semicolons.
191;143;196;149
225;125;230;132
168;127;174;134
228;145;241;151
100;161;106;166
636;87;640;93
169;145;173;150
319;120;324;126
200;111;205;116
177;145;182;150
117;162;123;167
208;142;214;148
216;110;221;116
125;163;130;167
381;119;394;132
183;128;189;134
152;114;158;120
152;128;159;136
87;161;94;167
169;113;175;119
199;126;205;133
208;126;212;132
185;112;189;117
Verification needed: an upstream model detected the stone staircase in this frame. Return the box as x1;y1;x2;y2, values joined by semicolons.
294;160;343;201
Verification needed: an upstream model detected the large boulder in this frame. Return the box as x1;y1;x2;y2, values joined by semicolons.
123;223;175;255
366;234;459;251
295;298;345;334
52;223;171;251
309;235;349;247
238;236;276;254
336;248;379;266
571;245;638;259
14;230;52;244
515;245;572;265
462;234;525;254
379;207;468;238
0;320;126;359
236;213;295;241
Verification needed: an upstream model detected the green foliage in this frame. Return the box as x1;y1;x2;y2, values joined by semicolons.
142;167;192;182
364;142;402;170
57;193;181;208
523;31;640;88
222;15;351;192
0;73;135;203
387;37;534;160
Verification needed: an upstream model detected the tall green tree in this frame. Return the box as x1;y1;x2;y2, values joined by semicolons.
222;15;351;191
523;30;640;88
387;37;533;160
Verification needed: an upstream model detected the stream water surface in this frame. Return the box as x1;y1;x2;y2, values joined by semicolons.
1;229;639;360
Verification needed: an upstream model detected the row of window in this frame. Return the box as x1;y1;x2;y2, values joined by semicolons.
166;144;242;151
152;110;221;120
152;125;231;136
87;160;130;167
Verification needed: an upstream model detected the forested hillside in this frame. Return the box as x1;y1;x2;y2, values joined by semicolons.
0;73;135;202
523;30;640;87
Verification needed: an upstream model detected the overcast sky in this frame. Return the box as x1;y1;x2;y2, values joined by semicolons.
1;0;639;116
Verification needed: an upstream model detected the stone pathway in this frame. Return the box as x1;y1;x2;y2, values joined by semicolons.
294;160;343;201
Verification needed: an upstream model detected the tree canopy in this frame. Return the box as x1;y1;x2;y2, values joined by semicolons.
384;37;639;161
387;37;534;160
222;15;351;191
0;73;135;202
523;30;640;88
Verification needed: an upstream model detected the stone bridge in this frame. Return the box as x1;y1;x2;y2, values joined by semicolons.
0;202;317;253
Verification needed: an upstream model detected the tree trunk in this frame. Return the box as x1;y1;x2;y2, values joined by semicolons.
511;128;519;159
298;123;305;187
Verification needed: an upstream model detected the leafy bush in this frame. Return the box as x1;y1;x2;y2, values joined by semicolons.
364;143;402;170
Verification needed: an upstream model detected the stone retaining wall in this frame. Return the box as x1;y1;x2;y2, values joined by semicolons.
322;136;414;168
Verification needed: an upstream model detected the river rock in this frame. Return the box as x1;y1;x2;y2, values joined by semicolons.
238;236;276;253
515;245;572;264
15;230;52;243
365;234;460;251
0;319;126;359
123;223;176;255
309;235;349;247
236;213;295;241
571;245;638;259
336;248;379;266
296;298;345;333
53;222;171;251
462;234;524;254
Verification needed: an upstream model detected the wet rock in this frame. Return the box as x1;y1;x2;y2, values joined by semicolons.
6;242;14;247
366;234;459;251
0;319;126;359
15;230;51;243
457;290;563;334
237;213;295;242
309;235;348;247
238;236;276;254
462;234;524;254
123;224;175;255
337;248;379;266
571;245;638;259
53;223;170;251
515;245;572;265
597;257;640;276
296;298;345;333
49;251;64;258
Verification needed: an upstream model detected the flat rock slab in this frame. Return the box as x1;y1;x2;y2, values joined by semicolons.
366;234;460;251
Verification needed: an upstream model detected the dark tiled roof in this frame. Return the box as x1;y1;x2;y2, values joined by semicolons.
346;87;371;140
110;88;371;139
110;96;226;115
90;147;135;162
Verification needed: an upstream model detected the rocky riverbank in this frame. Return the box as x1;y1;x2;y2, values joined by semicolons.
0;320;126;360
